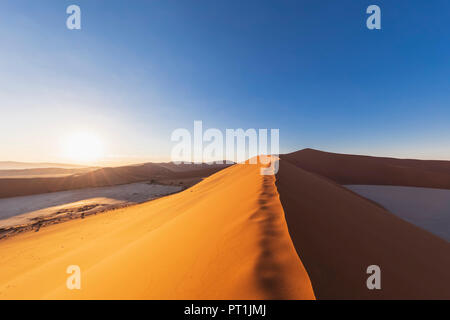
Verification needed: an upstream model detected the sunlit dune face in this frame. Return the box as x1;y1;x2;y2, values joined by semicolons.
61;132;104;163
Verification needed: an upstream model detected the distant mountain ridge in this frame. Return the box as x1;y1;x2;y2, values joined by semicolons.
0;167;96;178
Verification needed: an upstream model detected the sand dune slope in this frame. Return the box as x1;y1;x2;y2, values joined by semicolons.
276;160;450;299
0;162;314;300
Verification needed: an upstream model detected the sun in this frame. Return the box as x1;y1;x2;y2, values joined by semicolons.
61;132;104;163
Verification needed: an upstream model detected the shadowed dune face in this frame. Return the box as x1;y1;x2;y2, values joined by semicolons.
276;159;450;299
282;149;450;189
0;161;315;300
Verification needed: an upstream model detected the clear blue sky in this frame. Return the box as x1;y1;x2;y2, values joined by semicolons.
1;0;450;164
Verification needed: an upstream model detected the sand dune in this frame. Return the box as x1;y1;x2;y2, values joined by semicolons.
276;160;450;299
282;148;450;189
1;151;449;300
0;161;315;300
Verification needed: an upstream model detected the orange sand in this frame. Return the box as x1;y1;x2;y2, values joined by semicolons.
0;162;315;300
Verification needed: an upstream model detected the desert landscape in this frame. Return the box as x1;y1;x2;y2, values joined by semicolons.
2;1;449;303
0;150;449;299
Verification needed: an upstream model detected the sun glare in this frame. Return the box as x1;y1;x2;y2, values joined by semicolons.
62;132;104;163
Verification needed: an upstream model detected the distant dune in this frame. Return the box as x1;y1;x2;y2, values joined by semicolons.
0;162;230;198
0;161;88;170
0;167;96;178
282;148;450;189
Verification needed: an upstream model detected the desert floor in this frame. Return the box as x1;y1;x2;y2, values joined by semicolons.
346;185;450;242
0;183;182;230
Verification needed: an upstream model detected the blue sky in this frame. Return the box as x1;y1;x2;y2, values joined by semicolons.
1;0;450;164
